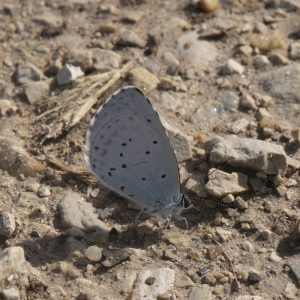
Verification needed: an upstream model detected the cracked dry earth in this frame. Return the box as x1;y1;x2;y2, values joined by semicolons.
1;0;300;299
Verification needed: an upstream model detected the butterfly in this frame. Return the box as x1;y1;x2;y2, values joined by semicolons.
85;86;190;225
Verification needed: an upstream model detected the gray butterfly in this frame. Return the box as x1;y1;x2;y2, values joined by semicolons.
85;86;190;224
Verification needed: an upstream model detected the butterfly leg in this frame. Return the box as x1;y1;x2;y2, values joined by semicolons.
157;217;171;244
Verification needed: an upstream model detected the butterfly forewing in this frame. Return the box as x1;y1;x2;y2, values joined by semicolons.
85;86;181;212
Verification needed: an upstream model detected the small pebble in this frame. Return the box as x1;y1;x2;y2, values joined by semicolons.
261;229;272;240
193;0;220;13
240;223;251;231
84;246;103;262
269;251;282;262
241;241;253;252
0;212;16;237
56;64;84;85
90;188;100;198
248;271;261;285
253;55;270;69
234;196;248;210
239;94;257;111
222;194;234;204
222;59;245;75
38;186;51;197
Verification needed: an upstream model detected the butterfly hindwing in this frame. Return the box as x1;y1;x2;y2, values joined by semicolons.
85;86;181;213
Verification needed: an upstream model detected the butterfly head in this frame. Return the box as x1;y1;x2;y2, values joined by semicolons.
180;193;192;208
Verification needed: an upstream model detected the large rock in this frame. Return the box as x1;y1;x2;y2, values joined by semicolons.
205;136;287;175
205;168;249;198
132;268;175;300
58;192;110;240
258;64;300;103
0;247;30;283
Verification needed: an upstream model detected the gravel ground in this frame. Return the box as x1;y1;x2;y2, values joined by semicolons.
0;0;300;299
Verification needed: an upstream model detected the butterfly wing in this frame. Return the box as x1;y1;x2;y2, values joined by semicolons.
85;86;181;213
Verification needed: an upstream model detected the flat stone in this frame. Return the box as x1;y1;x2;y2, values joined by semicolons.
204;135;287;175
15;63;45;84
188;285;212;300
0;136;45;177
127;67;159;93
176;31;218;67
0;246;29;282
0;212;15;237
117;29;146;48
247;30;285;52
205;168;249;198
92;49;122;72
258;64;300;103
132;268;175;300
58;192;110;240
24;80;50;104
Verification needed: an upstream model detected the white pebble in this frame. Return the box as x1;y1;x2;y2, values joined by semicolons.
38;186;51;197
84;246;103;262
